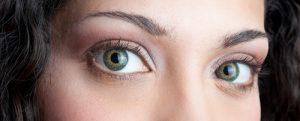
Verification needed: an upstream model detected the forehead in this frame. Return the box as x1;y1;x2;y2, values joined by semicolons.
59;0;265;27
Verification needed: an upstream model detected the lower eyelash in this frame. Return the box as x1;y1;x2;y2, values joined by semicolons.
215;80;256;98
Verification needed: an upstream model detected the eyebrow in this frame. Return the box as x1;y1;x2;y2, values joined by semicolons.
84;11;167;35
223;30;267;48
83;11;267;48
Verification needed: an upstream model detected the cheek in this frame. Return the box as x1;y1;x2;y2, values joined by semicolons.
39;77;109;121
227;98;261;121
38;58;110;121
38;55;154;121
208;87;261;121
43;94;108;121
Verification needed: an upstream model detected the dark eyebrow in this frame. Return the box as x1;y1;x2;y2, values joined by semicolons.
83;11;167;35
223;30;267;48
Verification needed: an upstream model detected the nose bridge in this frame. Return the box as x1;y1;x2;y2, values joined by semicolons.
159;52;211;121
156;80;211;121
168;86;210;121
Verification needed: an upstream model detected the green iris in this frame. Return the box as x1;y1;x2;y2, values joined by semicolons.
215;62;240;82
103;49;128;71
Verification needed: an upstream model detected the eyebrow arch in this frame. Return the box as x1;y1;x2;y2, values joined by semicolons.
223;30;267;48
83;11;167;36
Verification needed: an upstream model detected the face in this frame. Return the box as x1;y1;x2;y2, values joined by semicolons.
39;0;268;120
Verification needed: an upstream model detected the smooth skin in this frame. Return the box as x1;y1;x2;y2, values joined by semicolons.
39;0;268;121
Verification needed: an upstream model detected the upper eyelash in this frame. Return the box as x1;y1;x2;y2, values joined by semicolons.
228;56;262;73
91;39;144;57
213;54;263;75
87;39;152;65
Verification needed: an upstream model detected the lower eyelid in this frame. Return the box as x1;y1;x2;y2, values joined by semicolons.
214;78;256;98
213;70;256;94
86;56;149;83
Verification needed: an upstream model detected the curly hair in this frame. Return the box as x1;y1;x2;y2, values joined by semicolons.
0;0;299;121
261;0;300;120
0;0;63;121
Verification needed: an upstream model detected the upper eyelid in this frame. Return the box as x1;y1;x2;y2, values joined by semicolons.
87;39;141;55
210;53;261;74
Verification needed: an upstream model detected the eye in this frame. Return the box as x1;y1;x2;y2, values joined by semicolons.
102;49;129;71
215;62;251;84
89;40;152;74
212;54;263;96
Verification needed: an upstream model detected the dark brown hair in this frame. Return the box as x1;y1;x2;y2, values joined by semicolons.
0;0;62;120
0;0;299;121
261;0;300;120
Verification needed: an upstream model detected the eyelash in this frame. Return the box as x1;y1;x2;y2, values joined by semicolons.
212;54;263;96
85;39;153;80
91;39;146;58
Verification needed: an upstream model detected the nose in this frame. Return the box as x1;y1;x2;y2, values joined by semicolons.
153;59;212;121
164;90;211;121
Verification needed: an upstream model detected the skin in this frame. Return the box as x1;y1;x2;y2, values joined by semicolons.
39;0;268;121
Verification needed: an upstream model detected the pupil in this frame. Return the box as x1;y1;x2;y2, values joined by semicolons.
224;65;234;76
111;53;120;64
103;49;128;71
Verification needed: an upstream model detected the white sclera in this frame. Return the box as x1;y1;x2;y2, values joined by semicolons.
95;50;147;73
231;63;251;84
117;50;147;73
